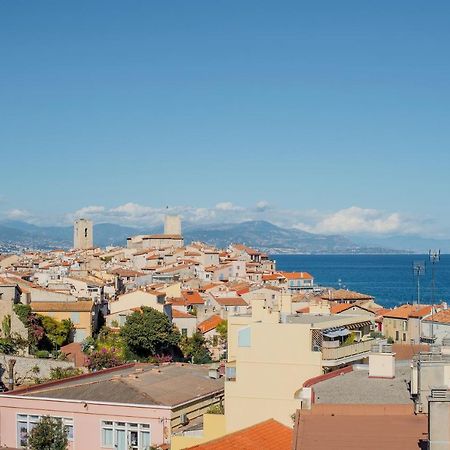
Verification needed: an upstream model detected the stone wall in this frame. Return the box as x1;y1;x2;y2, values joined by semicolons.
0;354;75;386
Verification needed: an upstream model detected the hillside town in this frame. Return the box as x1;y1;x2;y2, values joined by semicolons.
0;215;449;449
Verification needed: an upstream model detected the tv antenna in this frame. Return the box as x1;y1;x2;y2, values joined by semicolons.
429;250;440;342
412;260;425;305
429;250;441;305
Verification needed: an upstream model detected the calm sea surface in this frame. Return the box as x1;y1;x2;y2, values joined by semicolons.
273;254;450;308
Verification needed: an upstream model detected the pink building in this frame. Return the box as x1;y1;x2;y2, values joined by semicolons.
0;363;224;450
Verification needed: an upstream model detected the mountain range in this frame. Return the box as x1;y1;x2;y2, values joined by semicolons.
0;219;412;254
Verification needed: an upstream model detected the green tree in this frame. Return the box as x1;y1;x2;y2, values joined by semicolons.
27;416;68;450
181;332;212;364
39;316;73;350
216;320;227;341
120;307;180;359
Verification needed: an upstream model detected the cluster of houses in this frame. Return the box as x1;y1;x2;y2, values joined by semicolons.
0;216;449;449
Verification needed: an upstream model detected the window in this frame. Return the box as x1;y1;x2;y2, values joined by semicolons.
17;414;73;448
402;333;406;342
101;421;151;450
395;331;399;341
238;327;251;347
118;314;127;326
71;312;80;324
181;328;187;337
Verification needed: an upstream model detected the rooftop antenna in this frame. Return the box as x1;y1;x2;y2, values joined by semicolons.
412;260;426;306
429;250;440;342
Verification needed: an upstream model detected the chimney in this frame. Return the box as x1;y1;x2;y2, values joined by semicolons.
368;342;395;378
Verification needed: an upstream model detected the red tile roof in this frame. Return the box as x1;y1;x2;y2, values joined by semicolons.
187;419;292;449
383;304;433;319
423;308;450;324
322;289;374;301
197;315;223;334
280;271;313;280
181;291;205;305
293;404;427;450
330;303;374;315
214;297;248;307
172;309;196;319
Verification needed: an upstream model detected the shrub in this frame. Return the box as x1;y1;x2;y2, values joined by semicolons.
206;403;224;414
50;367;83;380
27;416;68;450
0;338;17;354
35;350;50;359
86;347;123;371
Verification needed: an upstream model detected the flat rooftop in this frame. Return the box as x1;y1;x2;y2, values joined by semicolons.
285;313;372;328
18;364;224;407
313;364;412;404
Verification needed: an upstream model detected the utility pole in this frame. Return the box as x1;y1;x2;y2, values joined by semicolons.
429;250;440;343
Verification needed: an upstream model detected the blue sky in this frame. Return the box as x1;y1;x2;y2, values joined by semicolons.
1;1;450;236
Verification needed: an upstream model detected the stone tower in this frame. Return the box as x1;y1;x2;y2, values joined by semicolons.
164;215;181;235
73;218;93;249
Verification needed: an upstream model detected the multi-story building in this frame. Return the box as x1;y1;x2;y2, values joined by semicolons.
225;298;375;431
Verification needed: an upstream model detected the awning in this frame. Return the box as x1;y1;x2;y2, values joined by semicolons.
323;328;350;338
347;321;372;330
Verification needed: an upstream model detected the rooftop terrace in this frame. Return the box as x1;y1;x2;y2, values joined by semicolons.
313;364;412;404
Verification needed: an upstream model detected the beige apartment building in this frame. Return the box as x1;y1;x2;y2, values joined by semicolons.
225;298;375;431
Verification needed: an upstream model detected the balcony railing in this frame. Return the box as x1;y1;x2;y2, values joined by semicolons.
321;339;374;361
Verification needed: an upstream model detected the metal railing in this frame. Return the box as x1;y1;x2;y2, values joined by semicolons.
322;339;374;361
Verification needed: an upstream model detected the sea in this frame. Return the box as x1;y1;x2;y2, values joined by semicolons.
273;254;450;308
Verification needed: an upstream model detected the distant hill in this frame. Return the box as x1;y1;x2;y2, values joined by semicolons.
353;234;450;254
0;219;405;254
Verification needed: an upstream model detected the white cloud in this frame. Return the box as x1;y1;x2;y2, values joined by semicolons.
6;209;32;220
215;202;244;211
293;206;420;235
7;201;428;237
255;200;270;211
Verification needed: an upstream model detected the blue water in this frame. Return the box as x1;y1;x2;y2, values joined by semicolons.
273;254;450;308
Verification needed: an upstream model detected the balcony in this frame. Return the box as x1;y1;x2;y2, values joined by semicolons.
321;339;374;366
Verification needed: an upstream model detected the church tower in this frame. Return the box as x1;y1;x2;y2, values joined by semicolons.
73;218;93;249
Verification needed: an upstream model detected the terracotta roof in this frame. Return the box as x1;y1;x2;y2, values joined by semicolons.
181;291;205;305
60;342;88;367
198;315;223;334
391;343;430;361
322;289;374;301
187;419;292;449
167;297;188;306
262;274;284;281
280;271;313;280
214;297;248;307
330;303;374;315
292;404;427;450
383;304;433;319
31;301;93;312
231;244;261;256
172;309;196;319
423;308;450;324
